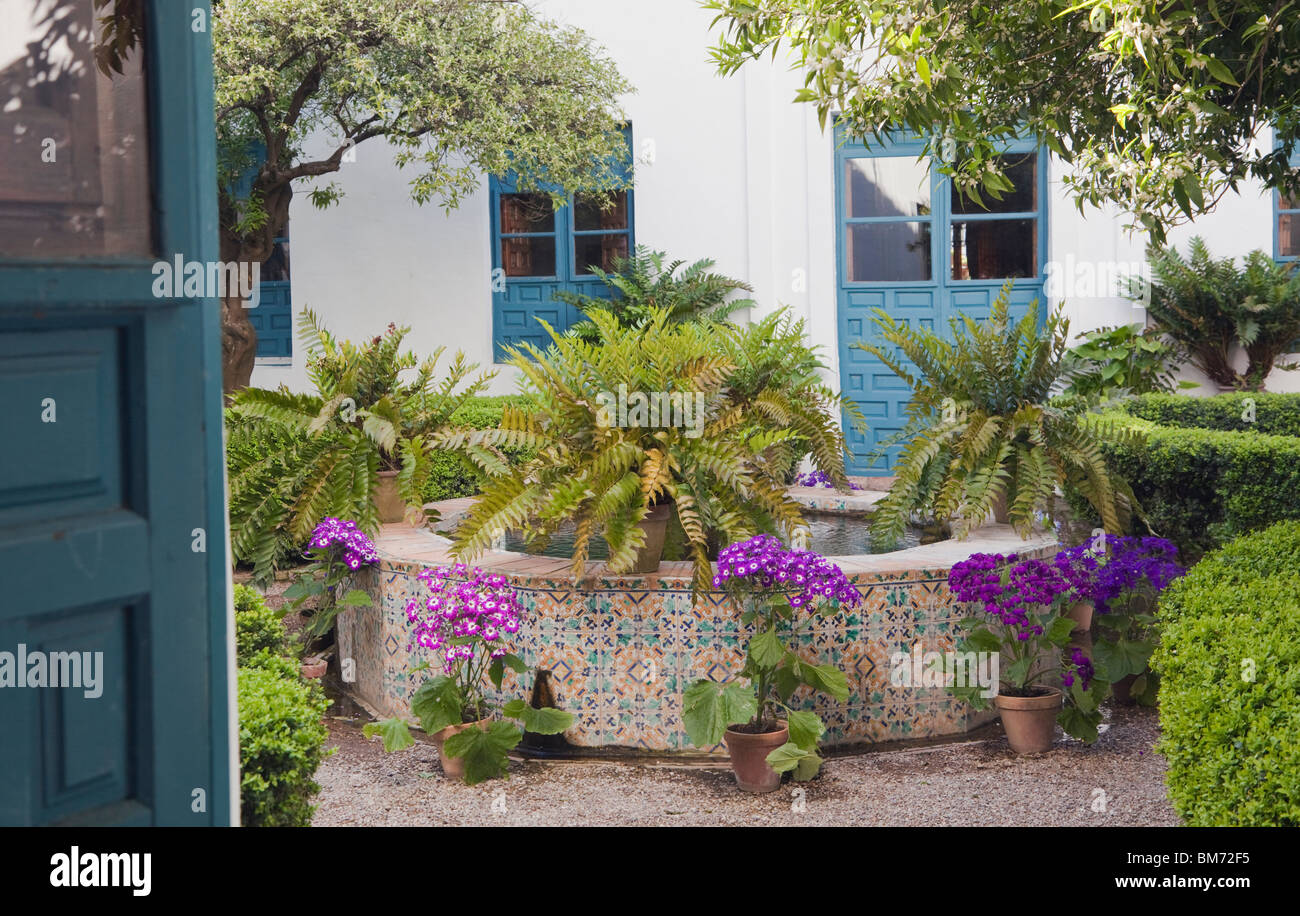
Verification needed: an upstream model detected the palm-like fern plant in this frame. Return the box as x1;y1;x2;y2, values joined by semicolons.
228;309;493;581
555;246;754;342
855;287;1141;544
442;308;851;591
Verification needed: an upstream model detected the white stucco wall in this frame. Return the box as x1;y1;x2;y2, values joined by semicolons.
252;0;1299;396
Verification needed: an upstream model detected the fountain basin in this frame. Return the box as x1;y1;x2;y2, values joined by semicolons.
337;494;1057;752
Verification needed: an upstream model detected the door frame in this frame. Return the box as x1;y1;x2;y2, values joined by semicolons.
0;1;233;825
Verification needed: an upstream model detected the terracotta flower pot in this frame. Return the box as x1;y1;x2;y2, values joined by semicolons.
723;722;790;793
432;718;490;781
300;657;327;679
1110;670;1156;706
626;502;673;575
1067;600;1094;651
373;470;407;524
995;688;1063;754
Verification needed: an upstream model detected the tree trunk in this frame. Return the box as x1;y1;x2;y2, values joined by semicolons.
222;294;258;394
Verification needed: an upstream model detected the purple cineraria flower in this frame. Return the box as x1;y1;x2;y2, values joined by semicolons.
1051;536;1185;613
1062;648;1095;690
795;469;863;491
713;534;861;609
948;552;1070;639
308;516;379;569
405;564;524;663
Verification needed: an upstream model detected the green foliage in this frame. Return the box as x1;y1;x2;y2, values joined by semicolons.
422;397;540;502
1074;408;1300;562
233;584;289;666
1153;522;1300;826
854;285;1140;544
704;1;1300;242
363;654;569;786
214;0;632;264
1062;324;1186;399
1124;391;1300;438
1144;238;1300;390
237;664;331;827
227;311;492;581
556;247;755;342
448;309;854;591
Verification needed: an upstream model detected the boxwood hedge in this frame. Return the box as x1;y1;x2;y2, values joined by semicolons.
238;664;331;827
1153;521;1300;826
1068;397;1300;561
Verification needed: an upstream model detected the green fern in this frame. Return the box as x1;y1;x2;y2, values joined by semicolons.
854;283;1141;545
448;307;855;590
228;310;493;582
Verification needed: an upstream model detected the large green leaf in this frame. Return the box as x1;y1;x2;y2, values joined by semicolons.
503;699;574;735
339;588;372;607
488;653;528;690
362;717;414;752
411;675;464;735
798;662;850;702
682;679;758;747
442;720;523;785
786;710;825;750
1093;636;1154;680
766;741;823;780
748;627;785;670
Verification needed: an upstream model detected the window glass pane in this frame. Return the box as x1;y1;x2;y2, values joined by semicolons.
1280;214;1300;258
950;219;1037;279
501;236;555;277
952;155;1038;215
499;193;555;233
1280;191;1300;211
575;233;628;274
847;222;931;281
575;190;628;231
0;0;152;257
845;157;931;218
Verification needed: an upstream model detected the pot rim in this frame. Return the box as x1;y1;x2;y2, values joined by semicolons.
994;687;1064;711
723;722;791;742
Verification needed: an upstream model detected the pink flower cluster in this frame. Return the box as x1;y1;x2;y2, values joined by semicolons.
405;564;523;664
309;516;378;570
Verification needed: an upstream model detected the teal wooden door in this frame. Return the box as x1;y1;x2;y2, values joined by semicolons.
0;1;232;825
835;130;1047;473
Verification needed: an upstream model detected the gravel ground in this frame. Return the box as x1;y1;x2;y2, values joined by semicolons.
312;704;1179;826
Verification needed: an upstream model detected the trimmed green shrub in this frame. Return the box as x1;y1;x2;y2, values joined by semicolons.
1071;407;1300;561
1153;521;1300;826
237;664;332;827
234;584;289;665
1124;391;1300;438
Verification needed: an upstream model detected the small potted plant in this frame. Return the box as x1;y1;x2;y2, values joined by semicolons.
283;517;378;672
363;564;574;784
948;553;1107;753
1054;536;1185;705
681;535;860;792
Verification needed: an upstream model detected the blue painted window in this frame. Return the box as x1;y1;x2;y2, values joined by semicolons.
1275;148;1300;261
490;129;634;357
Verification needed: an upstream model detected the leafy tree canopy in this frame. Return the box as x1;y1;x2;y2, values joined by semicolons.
705;0;1300;241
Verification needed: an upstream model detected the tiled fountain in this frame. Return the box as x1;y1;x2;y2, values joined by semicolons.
337;487;1057;751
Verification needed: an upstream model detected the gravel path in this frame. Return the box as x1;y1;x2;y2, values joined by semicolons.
312;705;1179;826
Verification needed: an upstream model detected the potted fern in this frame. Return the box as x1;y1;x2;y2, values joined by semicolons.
228;310;493;581
445;308;854;589
854;285;1141;546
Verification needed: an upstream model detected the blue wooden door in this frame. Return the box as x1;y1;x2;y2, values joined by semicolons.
836;131;1048;473
0;1;232;825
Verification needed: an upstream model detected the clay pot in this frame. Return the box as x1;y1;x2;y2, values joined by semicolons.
995;688;1063;754
373;470;407;524
1110;671;1155;706
627;502;673;574
432;719;490;781
723;722;790;793
1067;600;1094;651
300;657;327;679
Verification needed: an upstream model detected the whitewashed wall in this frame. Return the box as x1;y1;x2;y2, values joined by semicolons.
253;0;1299;395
